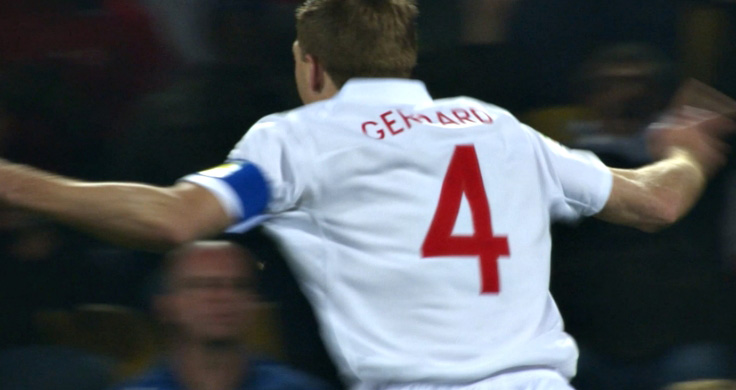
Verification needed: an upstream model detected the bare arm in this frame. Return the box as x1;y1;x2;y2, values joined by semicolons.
596;149;707;231
595;109;733;231
0;161;233;251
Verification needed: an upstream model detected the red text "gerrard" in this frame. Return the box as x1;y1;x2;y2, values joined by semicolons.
361;107;493;140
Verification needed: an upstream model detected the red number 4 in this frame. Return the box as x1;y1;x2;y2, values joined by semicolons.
421;145;510;294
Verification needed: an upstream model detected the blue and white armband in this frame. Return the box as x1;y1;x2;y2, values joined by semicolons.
181;160;271;223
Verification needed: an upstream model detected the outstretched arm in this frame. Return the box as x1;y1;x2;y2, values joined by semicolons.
0;162;233;251
597;151;707;231
596;109;733;231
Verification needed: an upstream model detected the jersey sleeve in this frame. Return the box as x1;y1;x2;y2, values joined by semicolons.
522;124;613;220
180;113;307;225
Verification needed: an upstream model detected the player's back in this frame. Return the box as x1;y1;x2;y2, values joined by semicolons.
230;79;610;385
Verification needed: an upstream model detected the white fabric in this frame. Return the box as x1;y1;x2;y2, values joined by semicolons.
354;368;574;390
183;173;245;219
184;79;612;386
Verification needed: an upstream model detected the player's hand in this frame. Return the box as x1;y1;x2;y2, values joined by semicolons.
647;106;735;177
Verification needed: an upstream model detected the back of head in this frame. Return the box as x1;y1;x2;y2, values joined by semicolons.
296;0;418;87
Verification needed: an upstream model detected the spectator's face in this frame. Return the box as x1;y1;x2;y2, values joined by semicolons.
167;247;256;344
585;63;664;134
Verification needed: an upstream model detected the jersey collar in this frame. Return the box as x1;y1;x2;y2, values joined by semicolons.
334;78;433;105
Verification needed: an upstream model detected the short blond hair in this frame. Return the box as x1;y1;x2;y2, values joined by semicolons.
296;0;418;88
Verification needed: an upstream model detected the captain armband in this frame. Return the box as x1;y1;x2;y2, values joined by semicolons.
184;160;271;222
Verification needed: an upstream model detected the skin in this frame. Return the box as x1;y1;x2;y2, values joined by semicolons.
158;241;258;390
162;242;256;343
598;109;733;231
293;41;339;105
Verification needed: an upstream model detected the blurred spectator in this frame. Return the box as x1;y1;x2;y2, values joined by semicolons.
564;43;678;157
550;43;736;390
507;0;678;109
108;240;333;390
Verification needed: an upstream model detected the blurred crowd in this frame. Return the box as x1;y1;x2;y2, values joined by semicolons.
0;0;735;389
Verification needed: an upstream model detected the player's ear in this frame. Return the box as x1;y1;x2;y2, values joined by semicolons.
305;53;326;94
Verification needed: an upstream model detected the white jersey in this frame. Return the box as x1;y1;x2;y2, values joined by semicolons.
184;79;612;385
